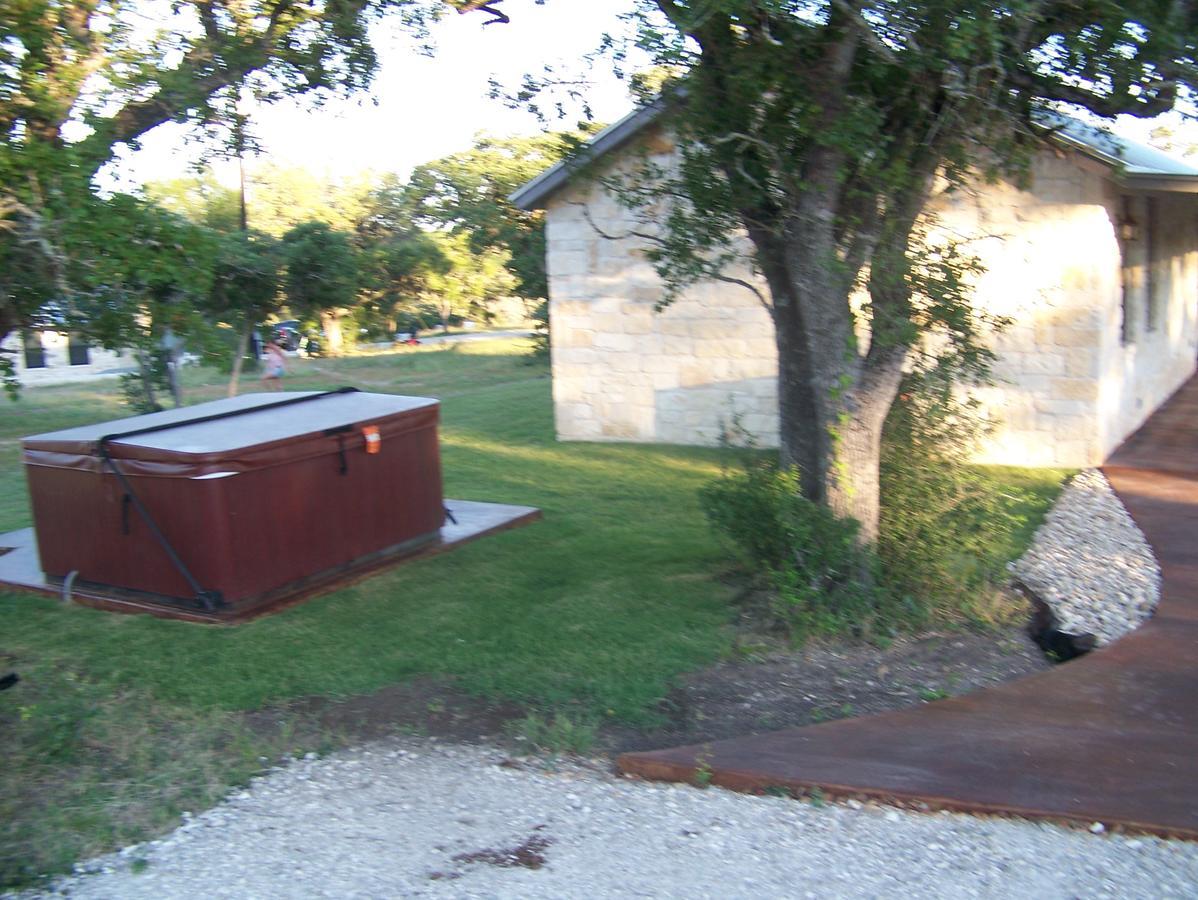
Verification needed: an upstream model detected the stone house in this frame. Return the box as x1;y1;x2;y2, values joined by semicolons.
1;328;132;387
511;103;1198;467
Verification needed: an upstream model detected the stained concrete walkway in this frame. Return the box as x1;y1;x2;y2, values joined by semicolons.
619;375;1198;838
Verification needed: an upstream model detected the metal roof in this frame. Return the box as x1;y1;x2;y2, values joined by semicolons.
510;104;1198;209
1041;114;1198;192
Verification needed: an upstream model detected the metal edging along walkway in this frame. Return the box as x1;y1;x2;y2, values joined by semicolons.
617;374;1198;838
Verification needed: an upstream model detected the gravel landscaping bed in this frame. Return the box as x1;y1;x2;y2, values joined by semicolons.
1010;469;1160;646
13;737;1198;900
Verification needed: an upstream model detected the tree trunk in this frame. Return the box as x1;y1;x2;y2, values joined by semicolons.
820;350;906;543
227;323;251;397
134;349;160;411
773;319;905;543
772;292;823;492
165;350;183;408
762;225;908;544
320;311;344;355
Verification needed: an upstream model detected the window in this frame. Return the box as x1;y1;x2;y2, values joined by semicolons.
68;333;90;366
1118;195;1137;345
22;331;46;368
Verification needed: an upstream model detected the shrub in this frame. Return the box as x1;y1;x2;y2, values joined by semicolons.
878;371;1030;625
526;299;550;363
701;369;1041;640
700;463;900;641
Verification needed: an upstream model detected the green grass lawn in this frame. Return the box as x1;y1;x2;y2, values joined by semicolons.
0;339;738;887
0;338;1069;888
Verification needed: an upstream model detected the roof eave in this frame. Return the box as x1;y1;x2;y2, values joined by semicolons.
1120;174;1198;193
1046;126;1198;189
508;98;670;210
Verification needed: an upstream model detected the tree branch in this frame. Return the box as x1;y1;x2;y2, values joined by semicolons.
829;0;899;64
196;0;223;43
1015;67;1179;118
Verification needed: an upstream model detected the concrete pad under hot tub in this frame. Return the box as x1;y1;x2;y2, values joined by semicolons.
0;498;540;623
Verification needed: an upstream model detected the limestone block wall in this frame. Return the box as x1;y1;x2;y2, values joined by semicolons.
546;151;779;447
544;142;1198;467
934;152;1118;466
939;152;1198;466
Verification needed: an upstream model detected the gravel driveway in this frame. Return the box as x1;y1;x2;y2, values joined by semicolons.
19;738;1198;899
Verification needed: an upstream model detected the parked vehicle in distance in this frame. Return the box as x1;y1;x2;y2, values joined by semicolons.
272;320;304;352
266;320;323;357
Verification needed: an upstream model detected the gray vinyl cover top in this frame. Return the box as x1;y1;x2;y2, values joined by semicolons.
23;392;437;456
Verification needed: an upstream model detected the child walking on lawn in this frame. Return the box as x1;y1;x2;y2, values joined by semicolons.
261;340;286;391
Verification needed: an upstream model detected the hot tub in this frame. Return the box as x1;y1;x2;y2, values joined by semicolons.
22;389;444;611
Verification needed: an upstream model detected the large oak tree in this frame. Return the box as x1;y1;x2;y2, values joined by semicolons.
606;1;1198;540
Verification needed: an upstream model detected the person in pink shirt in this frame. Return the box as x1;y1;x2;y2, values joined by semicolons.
261;340;286;391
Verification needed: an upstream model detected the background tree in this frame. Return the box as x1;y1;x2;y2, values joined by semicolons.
70;196;220;410
0;0;437;354
355;227;449;338
246;164;376;237
588;0;1198;542
281;222;359;354
424;231;516;330
146;164;375;235
403;130;597;300
144;175;243;233
207;231;283;395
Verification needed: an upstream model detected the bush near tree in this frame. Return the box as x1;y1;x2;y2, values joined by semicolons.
702;366;1059;642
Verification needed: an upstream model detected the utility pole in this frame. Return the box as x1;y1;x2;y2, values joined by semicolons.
228;89;255;397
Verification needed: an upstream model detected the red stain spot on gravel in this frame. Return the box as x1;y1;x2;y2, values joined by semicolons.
452;834;553;870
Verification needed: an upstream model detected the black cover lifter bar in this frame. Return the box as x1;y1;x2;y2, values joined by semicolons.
95;387;361;611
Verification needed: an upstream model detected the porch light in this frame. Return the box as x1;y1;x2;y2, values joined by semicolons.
1118;200;1140;242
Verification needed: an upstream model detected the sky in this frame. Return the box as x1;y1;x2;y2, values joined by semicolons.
96;1;1198;193
103;0;643;191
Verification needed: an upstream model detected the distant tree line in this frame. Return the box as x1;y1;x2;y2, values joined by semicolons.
0;0;590;402
4;125;589;403
144;129;591;386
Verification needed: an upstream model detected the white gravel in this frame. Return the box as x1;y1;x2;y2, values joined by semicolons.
1010;468;1160;645
15;737;1198;899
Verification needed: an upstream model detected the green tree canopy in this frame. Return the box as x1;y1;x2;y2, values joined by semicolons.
70;194;221;408
144;174;242;233
402;129;599;299
424;230;516;329
355;226;449;335
246;164;376;238
207;229;283;393
281;220;359;352
0;0;437;357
